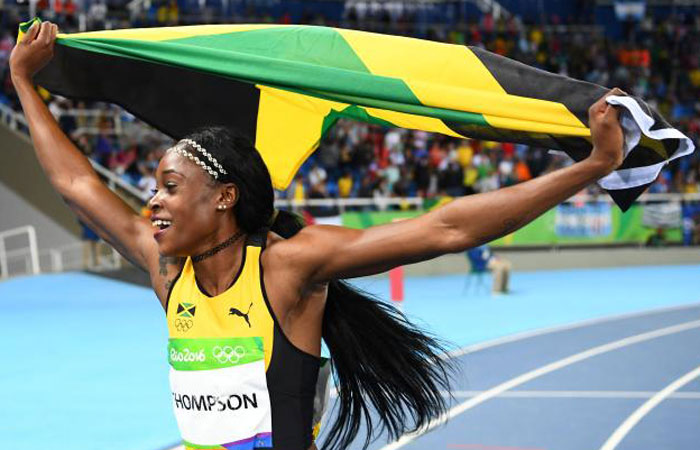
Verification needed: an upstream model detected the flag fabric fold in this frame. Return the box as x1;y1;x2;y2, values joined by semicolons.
20;18;694;211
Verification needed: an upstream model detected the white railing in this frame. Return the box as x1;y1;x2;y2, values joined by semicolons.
61;108;124;136
0;228;123;279
1;190;698;279
562;193;700;204
42;242;122;273
274;196;425;212
0;225;40;279
0;102;29;133
90;161;151;202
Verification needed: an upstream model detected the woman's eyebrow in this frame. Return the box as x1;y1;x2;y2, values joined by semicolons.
162;169;186;177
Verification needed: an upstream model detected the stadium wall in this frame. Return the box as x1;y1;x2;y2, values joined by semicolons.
400;247;700;277
0;123;81;249
0;179;80;250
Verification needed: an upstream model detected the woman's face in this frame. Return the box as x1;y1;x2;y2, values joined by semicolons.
148;148;231;257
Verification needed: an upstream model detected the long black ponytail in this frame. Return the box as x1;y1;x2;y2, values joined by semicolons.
183;126;455;450
271;210;455;450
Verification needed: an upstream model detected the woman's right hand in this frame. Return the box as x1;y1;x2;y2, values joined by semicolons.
9;21;58;84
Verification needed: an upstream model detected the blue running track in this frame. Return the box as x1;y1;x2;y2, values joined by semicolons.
1;264;698;450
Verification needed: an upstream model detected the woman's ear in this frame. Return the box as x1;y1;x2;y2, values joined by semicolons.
217;183;238;211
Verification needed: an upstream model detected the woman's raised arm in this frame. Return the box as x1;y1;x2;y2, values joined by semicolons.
280;88;626;284
9;22;163;281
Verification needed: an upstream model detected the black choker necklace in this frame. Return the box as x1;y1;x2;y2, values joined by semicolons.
192;231;245;263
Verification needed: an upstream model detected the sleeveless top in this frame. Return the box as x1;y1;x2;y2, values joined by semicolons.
165;231;323;450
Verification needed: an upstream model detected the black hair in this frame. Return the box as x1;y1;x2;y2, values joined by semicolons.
183;126;455;449
182;126;274;234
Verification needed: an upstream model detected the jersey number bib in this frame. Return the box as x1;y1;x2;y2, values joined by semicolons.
169;337;273;449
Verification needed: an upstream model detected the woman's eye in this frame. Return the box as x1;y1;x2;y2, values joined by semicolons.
166;184;177;191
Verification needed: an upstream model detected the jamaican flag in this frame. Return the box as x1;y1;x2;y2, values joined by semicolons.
20;19;694;211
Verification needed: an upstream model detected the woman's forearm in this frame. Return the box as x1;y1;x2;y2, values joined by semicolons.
437;157;612;251
12;76;97;192
437;89;625;252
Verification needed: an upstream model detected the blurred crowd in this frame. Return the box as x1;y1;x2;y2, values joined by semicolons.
1;2;699;202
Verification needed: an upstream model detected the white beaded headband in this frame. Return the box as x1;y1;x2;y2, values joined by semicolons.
171;139;228;180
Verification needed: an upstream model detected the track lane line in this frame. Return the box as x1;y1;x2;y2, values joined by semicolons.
447;390;700;399
328;302;700;401
447;301;700;358
380;319;700;450
598;364;700;450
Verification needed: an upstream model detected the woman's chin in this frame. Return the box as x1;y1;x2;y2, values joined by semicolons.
156;242;177;258
157;241;190;259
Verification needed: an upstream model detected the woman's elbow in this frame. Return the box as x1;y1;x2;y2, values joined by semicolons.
433;224;476;254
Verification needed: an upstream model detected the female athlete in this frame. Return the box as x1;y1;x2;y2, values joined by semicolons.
10;21;625;450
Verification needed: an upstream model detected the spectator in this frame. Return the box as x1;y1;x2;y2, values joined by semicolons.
79;220;102;269
308;163;327;188
337;170;353;198
287;174;306;202
137;164;157;195
465;245;512;294
93;128;114;167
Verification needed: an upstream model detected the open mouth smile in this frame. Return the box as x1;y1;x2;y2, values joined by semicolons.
152;218;173;239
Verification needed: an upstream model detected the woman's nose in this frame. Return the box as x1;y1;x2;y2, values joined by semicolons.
147;192;161;211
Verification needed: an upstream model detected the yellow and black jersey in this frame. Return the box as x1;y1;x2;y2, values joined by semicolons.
165;231;321;450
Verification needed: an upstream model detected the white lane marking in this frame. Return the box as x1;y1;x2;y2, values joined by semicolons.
327;302;700;400
380;319;700;450
447;390;700;400
599;364;700;450
446;301;700;358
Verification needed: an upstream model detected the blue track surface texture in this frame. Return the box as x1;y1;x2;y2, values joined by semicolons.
1;264;698;450
0;273;178;450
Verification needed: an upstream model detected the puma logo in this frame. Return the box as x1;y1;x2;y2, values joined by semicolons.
229;302;253;327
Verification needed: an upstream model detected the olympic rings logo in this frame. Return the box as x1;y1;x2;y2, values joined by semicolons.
175;318;193;332
212;345;246;364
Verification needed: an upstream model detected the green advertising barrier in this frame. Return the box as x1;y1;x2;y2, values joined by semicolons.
340;202;681;246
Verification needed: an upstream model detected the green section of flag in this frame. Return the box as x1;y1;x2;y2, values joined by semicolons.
19;18;41;33
168;337;264;371
321;105;397;136
170;27;372;74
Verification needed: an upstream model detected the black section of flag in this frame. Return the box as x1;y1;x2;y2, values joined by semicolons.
460;47;687;212
610;184;651;212
34;44;261;141
444;120;570;150
618;142;667;170
468;46;606;126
